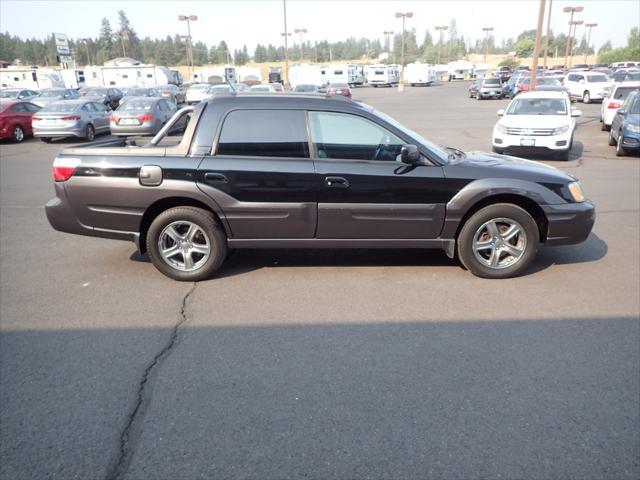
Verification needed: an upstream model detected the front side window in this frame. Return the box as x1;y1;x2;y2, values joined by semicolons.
217;109;309;158
308;111;404;161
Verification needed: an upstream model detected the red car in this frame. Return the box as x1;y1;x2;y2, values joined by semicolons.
0;100;41;142
327;82;352;98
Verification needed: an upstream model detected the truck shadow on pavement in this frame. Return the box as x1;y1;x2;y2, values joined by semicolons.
129;233;606;279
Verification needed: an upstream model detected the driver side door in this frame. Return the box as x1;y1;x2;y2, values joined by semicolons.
310;111;446;239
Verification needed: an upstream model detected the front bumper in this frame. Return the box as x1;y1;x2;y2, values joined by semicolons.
620;129;640;150
543;201;596;246
493;130;573;152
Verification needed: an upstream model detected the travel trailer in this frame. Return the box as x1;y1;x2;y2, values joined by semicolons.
326;64;366;86
237;67;262;86
448;60;474;80
404;63;436;86
289;64;324;88
192;66;237;85
0;67;65;89
365;64;400;87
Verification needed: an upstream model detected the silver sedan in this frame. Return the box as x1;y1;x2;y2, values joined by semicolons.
31;88;80;108
32;99;111;142
109;97;177;136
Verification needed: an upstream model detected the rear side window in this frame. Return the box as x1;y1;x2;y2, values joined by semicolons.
216;110;309;158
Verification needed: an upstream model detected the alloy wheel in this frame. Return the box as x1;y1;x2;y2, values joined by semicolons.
158;220;211;272
472;217;527;269
13;126;24;142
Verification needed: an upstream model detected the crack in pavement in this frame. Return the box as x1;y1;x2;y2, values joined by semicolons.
105;282;198;480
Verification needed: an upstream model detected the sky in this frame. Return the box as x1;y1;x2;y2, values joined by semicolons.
1;0;638;54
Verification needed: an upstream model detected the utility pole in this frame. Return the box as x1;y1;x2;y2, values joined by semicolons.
294;28;307;61
383;31;394;62
282;0;290;86
543;0;553;68
118;31;127;57
395;12;413;92
568;20;583;66
80;38;91;66
584;23;597;63
482;27;494;64
531;0;546;90
562;6;583;68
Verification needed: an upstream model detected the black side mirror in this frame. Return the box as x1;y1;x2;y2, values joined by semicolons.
616;109;626;115
400;144;420;164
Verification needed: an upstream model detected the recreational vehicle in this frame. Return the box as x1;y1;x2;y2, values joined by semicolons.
0;67;65;89
237;67;261;86
404;63;436;86
289;64;324;88
192;66;237;85
365;64;400;87
326;64;366;87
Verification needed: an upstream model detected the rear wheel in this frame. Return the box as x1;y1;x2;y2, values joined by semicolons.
457;203;539;279
147;206;227;281
608;129;617;146
85;124;95;141
12;125;24;143
601;120;609;131
582;90;591;104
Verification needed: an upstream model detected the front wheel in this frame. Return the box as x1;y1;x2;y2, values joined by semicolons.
146;206;227;281
457;203;540;279
492;146;504;154
582;90;591;104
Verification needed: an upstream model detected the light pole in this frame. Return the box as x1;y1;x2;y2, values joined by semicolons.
383;31;394;62
282;0;290;87
178;15;197;80
584;23;597;63
568;20;583;66
562;6;583;68
435;26;448;65
294;28;307;61
395;12;413;92
543;0;553;69
482;27;494;64
80;38;91;66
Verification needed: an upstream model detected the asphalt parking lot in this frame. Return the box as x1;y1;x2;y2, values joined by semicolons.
1;81;638;479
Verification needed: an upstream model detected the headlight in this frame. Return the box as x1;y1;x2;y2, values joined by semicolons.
568;181;585;203
553;125;571;135
496;124;508;134
625;123;640;134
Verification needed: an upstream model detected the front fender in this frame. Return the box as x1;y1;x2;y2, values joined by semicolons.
440;178;566;239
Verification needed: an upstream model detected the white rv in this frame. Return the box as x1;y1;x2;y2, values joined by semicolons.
326;64;365;86
404;63;436;86
448;60;474;80
365;64;400;87
473;63;492;78
289;64;324;88
0;67;65;89
192;66;237;85
237;67;262;86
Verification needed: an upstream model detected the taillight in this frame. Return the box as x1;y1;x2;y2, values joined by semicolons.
138;113;153;121
52;157;81;182
61;115;81;121
608;101;622;109
109;114;118;122
32;116;41;121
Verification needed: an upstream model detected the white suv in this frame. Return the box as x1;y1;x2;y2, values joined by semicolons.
600;83;640;130
492;91;581;161
564;72;611;103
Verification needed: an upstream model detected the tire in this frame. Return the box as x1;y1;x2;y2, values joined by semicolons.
556;148;571;161
601;120;608;131
476;93;482;100
12;125;24;143
616;133;628;157
492;146;504;154
85;124;95;141
146;206;227;281
582;90;591;104
457;203;540;279
608;129;617;146
40;137;52;143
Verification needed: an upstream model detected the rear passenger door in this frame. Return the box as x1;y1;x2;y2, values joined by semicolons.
196;109;317;239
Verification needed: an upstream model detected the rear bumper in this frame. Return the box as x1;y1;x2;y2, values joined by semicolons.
46;184;139;244
543;201;595;246
34;128;84;138
110;124;158;136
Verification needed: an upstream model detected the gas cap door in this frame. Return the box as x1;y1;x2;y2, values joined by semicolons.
139;165;163;186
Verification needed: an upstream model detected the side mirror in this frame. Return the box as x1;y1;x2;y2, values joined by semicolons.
400;144;420;164
571;109;582;117
616;109;626;116
497;109;505;116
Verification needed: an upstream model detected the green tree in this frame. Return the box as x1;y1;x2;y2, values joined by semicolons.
515;38;535;58
117;10;139;59
97;18;115;63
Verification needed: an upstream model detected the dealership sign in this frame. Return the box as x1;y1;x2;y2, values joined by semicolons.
54;33;70;55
